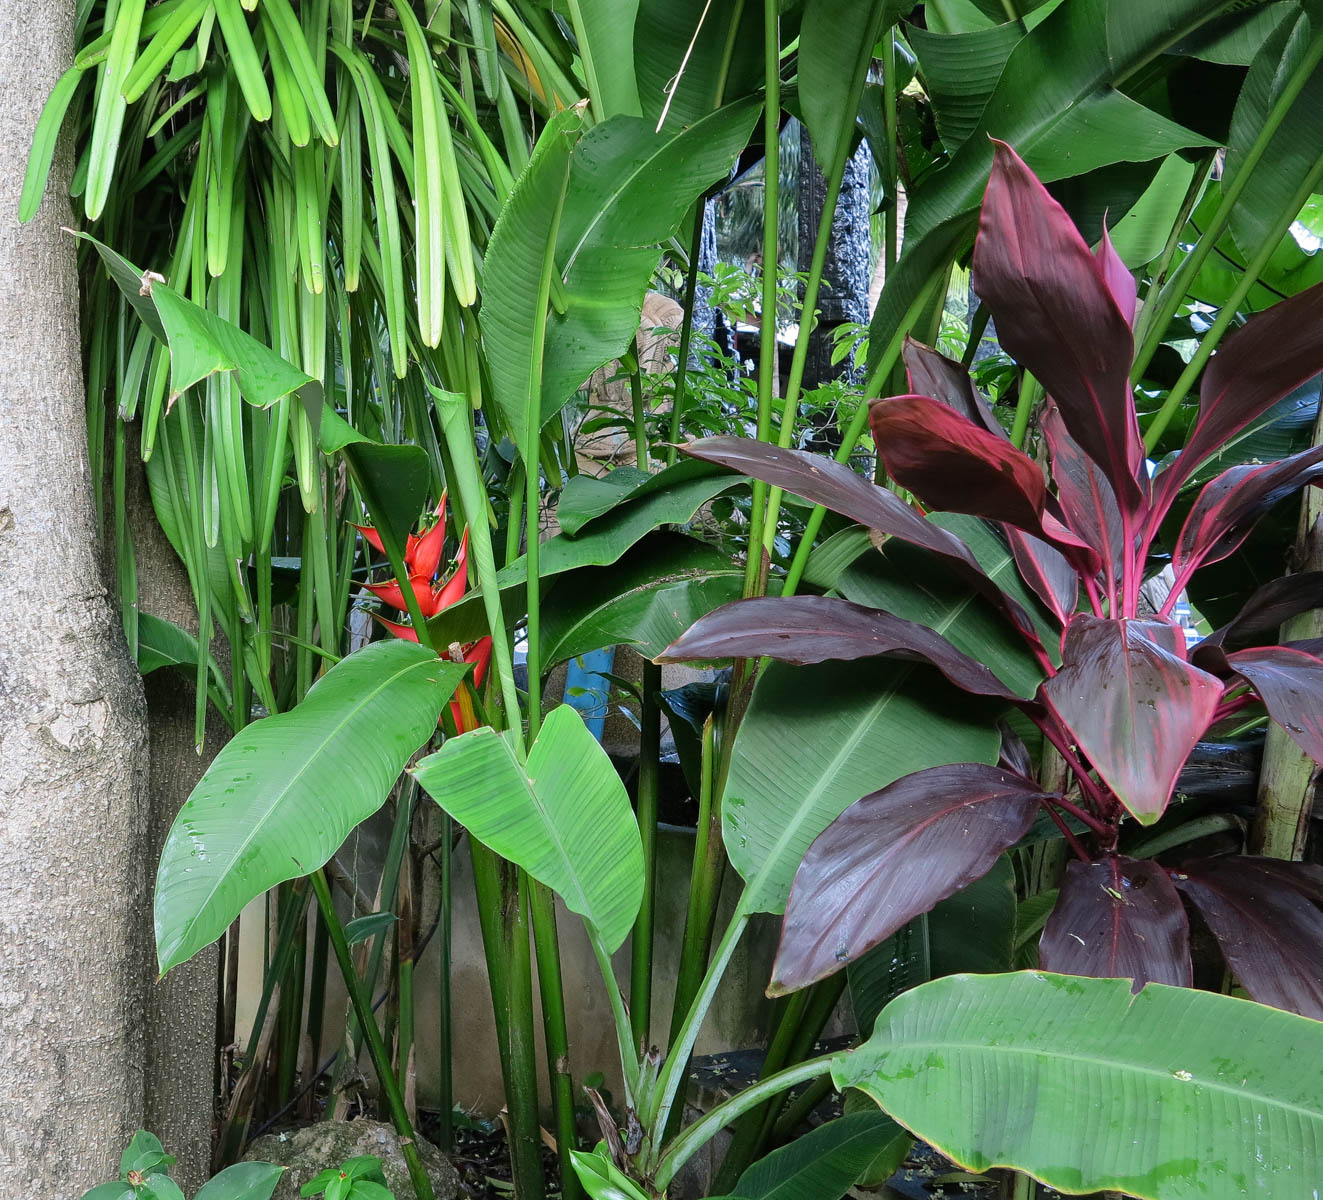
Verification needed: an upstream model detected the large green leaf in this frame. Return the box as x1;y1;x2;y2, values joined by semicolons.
414;705;643;951
834;971;1323;1198
136;611;233;717
868;0;1226;376
725;1111;906;1200
1227;6;1323;259
575;0;643;117
540;532;742;666
797;0;890;171
482;107;585;463
541;102;761;429
724;659;1000;914
908;21;1025;154
155;642;467;973
633;0;763;133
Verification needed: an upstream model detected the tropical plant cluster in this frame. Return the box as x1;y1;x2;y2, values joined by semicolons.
24;0;1323;1199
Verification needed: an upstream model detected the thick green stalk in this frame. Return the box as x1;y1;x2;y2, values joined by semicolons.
1252;405;1323;860
881;26;899;275
311;869;436;1200
629;353;648;470
665;206;707;464
469;843;545;1200
529;878;584;1200
666;716;722;1047
436;814;454;1151
589;932;643;1104
743;0;781;599
631;661;662;1056
1144;152;1323;450
525;446;543;741
654;1056;834;1188
1132;25;1323;382
648;905;750;1147
1009;373;1041;450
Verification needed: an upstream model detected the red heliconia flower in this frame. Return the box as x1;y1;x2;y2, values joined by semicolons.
364;573;438;615
409;495;449;580
449;636;493;733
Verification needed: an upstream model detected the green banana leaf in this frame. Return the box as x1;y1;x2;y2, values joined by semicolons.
540;532;742;665
834;971;1323;1198
414;705;643;952
797;0;890;171
154;641;467;973
573;0;643;117
724;659;1000;914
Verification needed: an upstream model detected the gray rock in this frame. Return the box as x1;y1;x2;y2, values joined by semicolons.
245;1119;461;1200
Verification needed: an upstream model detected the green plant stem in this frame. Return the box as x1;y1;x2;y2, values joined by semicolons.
648;905;750;1148
882;25;899;274
525;444;543;740
1131;25;1323;383
311;868;436;1200
529;876;584;1200
666;205;707;464
667;715;723;1046
435;390;523;733
744;0;781;599
655;1056;835;1188
760;129;851;554
589;931;643;1103
629;352;648;470
469;842;545;1200
1012;1171;1037;1200
769;1073;834;1141
436;813;454;1151
1144;151;1323;451
962;305;990;367
631;660;662;1055
779;270;943;598
1009;372;1041;450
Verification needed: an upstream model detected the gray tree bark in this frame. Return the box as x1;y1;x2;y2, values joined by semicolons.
0;2;150;1196
128;455;222;1192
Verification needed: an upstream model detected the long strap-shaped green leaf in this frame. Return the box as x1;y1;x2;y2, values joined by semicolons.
834;971;1323;1199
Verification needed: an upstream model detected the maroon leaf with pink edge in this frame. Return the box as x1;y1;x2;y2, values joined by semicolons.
1151;277;1323;518
972;140;1143;515
1095;226;1137;328
1175;856;1323;1020
1006;528;1077;626
1225;645;1323;764
1196;572;1323;657
769;763;1047;994
1173;446;1323;577
870;393;1048;533
1196;855;1323;906
902;337;1005;439
1040;616;1223;824
1039;856;1191;990
657;595;1022;698
680;436;1043;640
1043;402;1125;583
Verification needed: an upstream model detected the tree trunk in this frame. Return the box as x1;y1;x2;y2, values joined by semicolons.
128;455;223;1192
0;2;150;1194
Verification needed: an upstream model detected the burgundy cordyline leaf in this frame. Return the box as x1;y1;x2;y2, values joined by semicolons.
1175;856;1323;1020
1150;276;1323;518
657;595;1021;698
1173;446;1323;578
1225;646;1323;763
870;394;1049;534
1094;225;1137;328
1043;402;1125;584
996;719;1034;778
1006;529;1078;626
901;337;1005;439
680;436;1042;640
1040;616;1223;824
972;140;1143;516
1195;572;1323;660
769;763;1047;994
1039;856;1191;990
